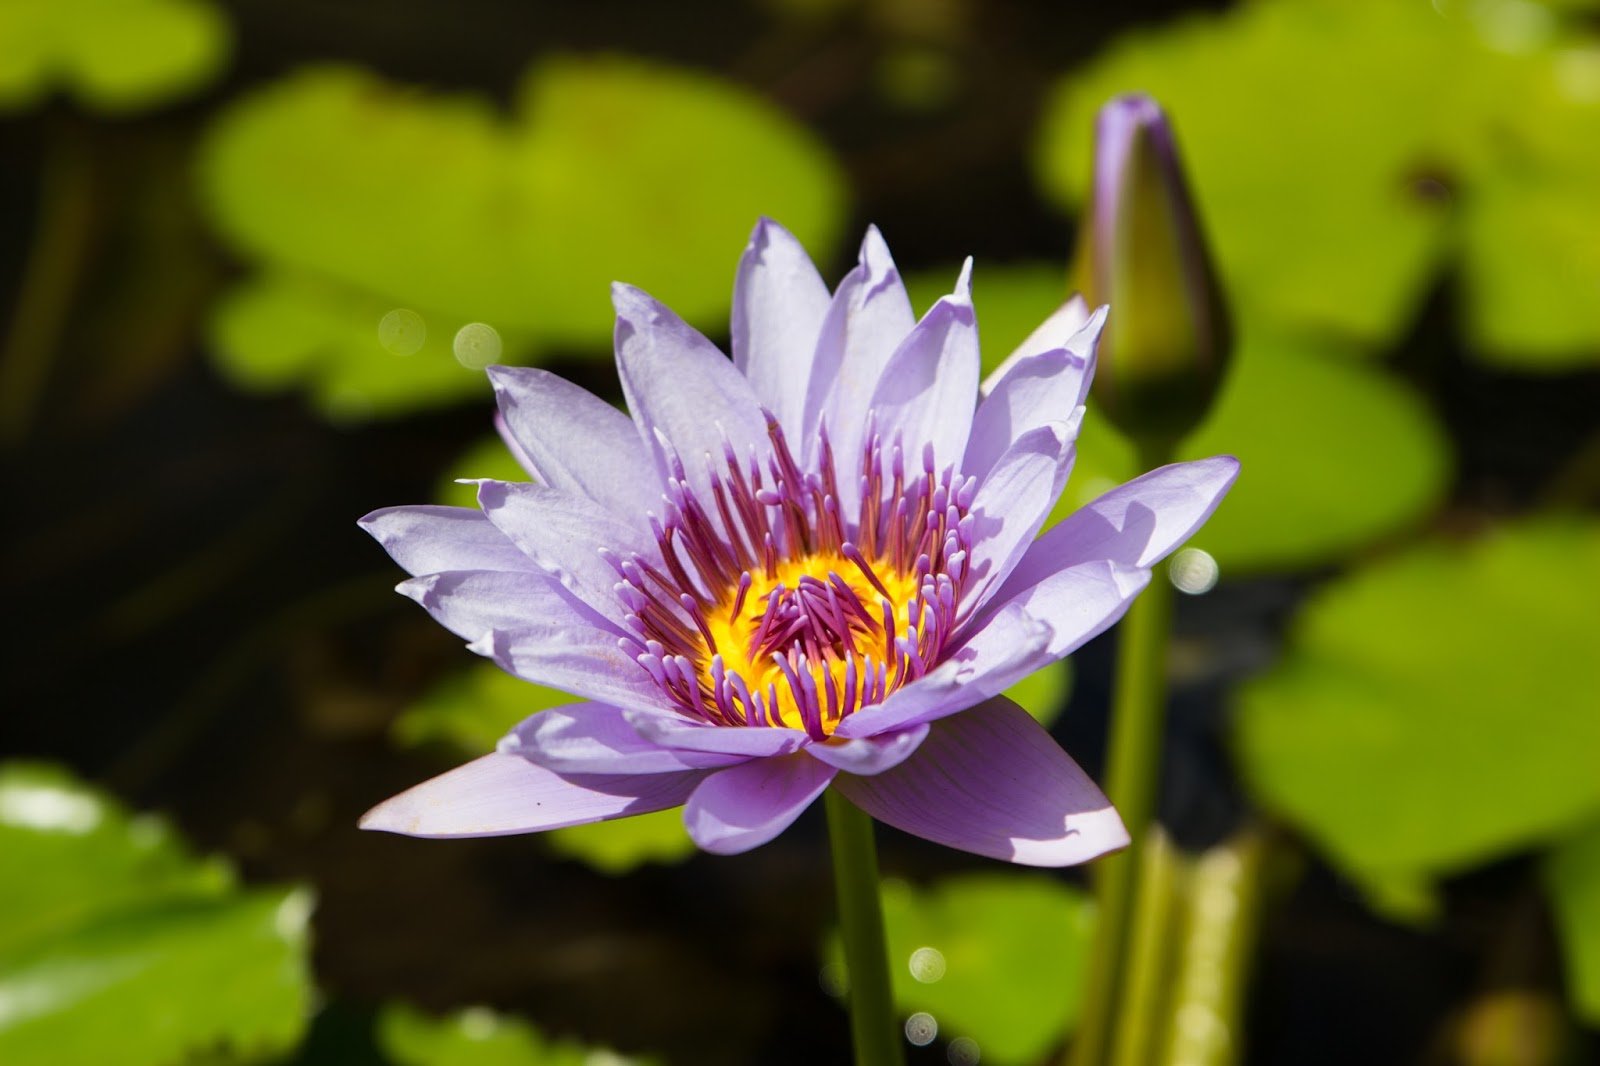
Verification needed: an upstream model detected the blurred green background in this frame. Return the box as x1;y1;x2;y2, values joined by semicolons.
2;1;1598;1064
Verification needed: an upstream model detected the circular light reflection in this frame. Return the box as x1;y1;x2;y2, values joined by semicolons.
378;308;426;355
905;1012;938;1047
908;945;946;983
453;322;502;368
947;1036;982;1065
1168;547;1220;595
818;962;848;998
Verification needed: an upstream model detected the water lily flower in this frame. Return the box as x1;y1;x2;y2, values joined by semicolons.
360;219;1237;865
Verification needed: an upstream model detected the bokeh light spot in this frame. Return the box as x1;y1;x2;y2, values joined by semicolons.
378;308;427;355
947;1036;982;1065
905;1012;938;1046
909;945;947;983
453;322;502;369
1169;547;1220;595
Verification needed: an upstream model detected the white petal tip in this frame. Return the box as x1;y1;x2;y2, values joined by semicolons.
1007;806;1131;867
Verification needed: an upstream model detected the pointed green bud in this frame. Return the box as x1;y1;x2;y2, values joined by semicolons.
1074;94;1232;451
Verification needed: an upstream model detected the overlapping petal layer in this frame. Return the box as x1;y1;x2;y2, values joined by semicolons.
360;218;1237;865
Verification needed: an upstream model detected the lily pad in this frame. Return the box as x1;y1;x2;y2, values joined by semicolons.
378;1002;653;1066
1545;822;1600;1024
209;271;497;422
0;0;229;113
0;763;313;1066
199;58;846;418
1235;519;1600;881
829;873;1096;1064
1034;0;1600;366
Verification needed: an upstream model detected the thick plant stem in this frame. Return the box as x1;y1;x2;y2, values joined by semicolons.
1159;828;1269;1066
1112;829;1188;1066
825;789;904;1066
1070;441;1177;1066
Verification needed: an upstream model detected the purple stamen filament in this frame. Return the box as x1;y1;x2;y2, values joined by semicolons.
613;412;974;741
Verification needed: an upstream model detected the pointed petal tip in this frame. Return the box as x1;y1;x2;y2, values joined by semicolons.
610;280;655;317
859;224;896;270
748;215;788;244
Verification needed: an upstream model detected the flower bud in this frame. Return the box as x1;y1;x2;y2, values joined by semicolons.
1073;94;1232;451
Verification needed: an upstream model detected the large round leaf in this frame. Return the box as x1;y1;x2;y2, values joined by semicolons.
1235;520;1600;879
198;59;846;418
1034;0;1600;366
0;764;312;1066
0;0;228;112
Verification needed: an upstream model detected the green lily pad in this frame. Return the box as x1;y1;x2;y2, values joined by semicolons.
1123;327;1448;574
378;1002;653;1066
1034;0;1600;366
209;271;498;422
829;874;1095;1065
1545;822;1600;1024
0;763;313;1066
1459;165;1600;369
0;0;229;113
1235;520;1600;881
199;58;846;419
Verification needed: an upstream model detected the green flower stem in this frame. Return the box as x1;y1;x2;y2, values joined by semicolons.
1111;829;1187;1066
825;788;904;1066
1158;828;1268;1066
1070;440;1177;1066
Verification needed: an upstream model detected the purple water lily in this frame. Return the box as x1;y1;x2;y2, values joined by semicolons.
360;219;1237;865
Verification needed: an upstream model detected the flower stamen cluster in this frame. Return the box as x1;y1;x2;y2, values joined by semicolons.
612;413;974;740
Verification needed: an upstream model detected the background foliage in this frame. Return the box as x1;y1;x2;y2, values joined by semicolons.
3;1;1598;1063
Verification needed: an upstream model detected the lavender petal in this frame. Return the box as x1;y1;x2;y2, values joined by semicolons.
682;754;836;854
731;217;831;440
397;570;662;712
868;258;981;477
995;455;1241;601
803;226;916;504
508;702;746;774
474;479;656;614
833;696;1128;866
965;305;1103;478
488;365;658;515
959;421;1080;617
359;752;704;838
805;724;929;775
613;282;769;538
359;505;537;576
